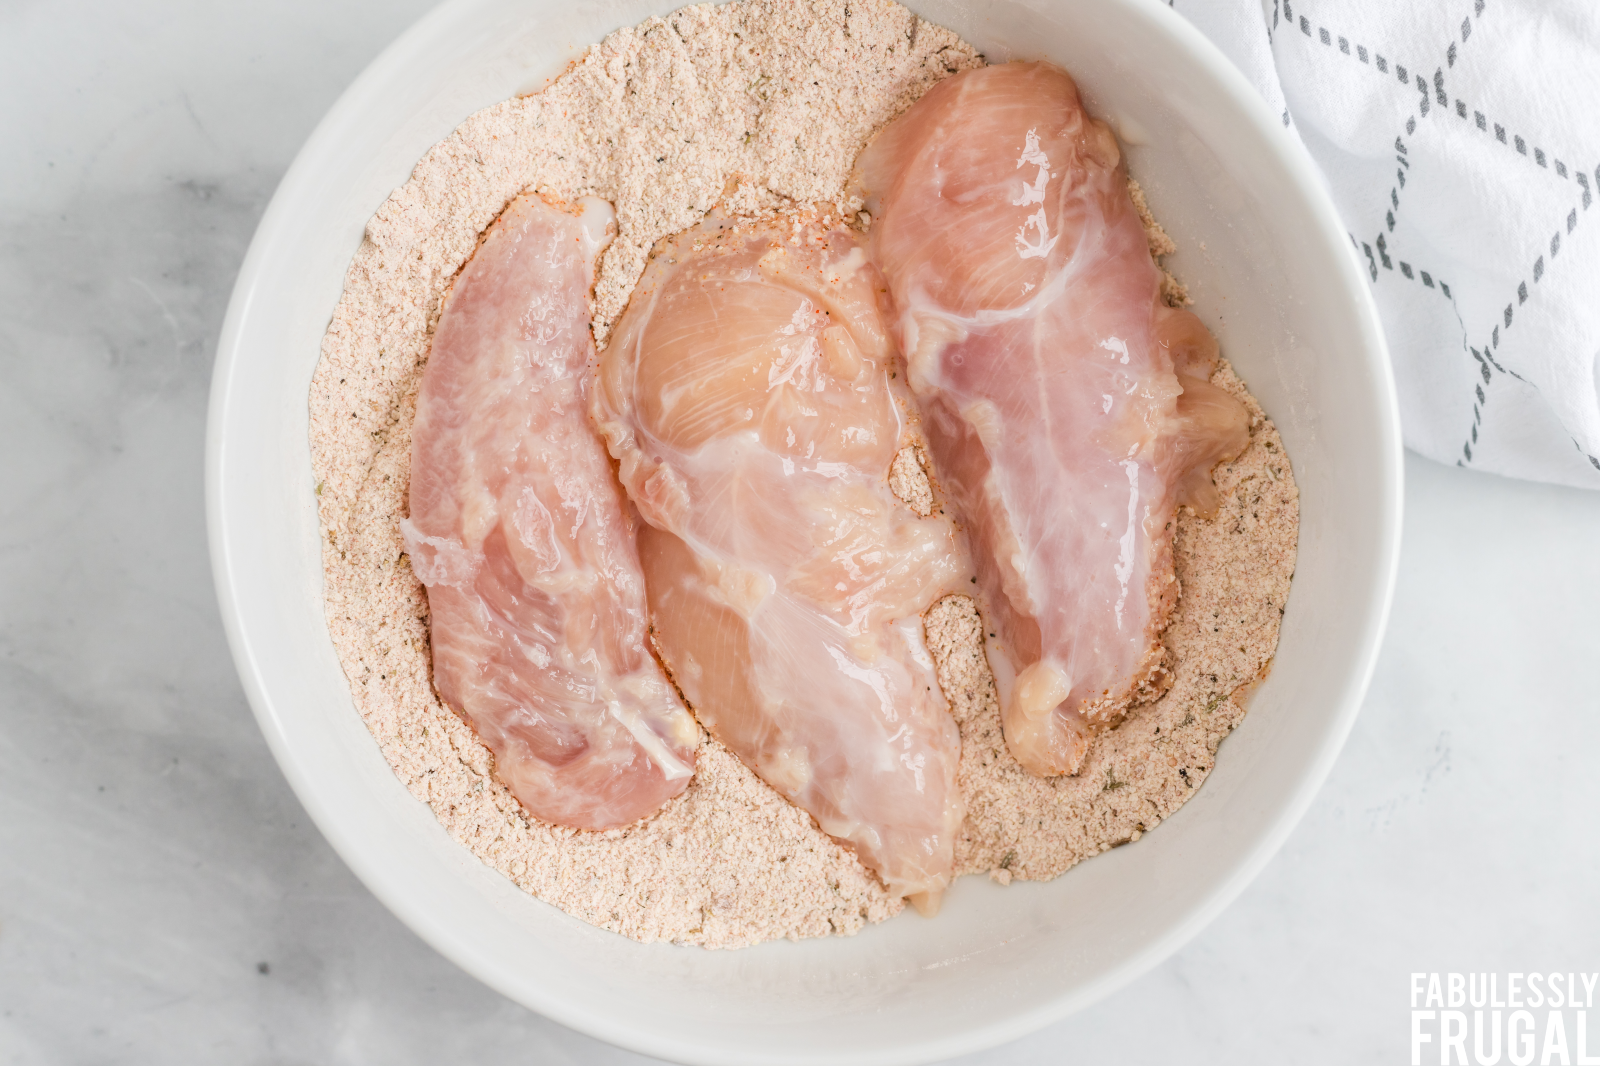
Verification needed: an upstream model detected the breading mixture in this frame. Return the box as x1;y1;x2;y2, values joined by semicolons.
308;0;1298;948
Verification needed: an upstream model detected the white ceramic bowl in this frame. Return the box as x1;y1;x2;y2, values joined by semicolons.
207;0;1402;1061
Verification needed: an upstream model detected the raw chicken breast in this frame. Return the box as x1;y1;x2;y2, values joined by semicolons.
593;215;967;907
401;193;697;831
855;62;1249;777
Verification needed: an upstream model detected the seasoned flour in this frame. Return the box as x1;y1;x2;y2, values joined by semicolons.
308;0;1298;948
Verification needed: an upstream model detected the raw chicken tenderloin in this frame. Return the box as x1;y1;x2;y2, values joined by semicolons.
593;215;967;909
855;62;1250;777
401;193;697;831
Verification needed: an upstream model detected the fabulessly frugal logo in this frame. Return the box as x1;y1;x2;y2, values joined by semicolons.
1411;973;1600;1065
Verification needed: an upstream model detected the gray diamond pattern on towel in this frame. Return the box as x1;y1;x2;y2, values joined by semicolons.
1171;0;1600;489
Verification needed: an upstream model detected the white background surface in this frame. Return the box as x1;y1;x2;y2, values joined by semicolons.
2;1;1597;1062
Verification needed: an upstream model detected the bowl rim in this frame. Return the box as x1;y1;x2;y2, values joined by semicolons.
206;0;1403;1060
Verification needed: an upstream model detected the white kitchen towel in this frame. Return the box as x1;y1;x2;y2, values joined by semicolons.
1172;0;1600;490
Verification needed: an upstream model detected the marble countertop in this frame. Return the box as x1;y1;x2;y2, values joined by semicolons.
4;2;1598;1062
